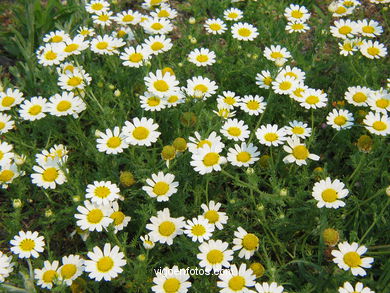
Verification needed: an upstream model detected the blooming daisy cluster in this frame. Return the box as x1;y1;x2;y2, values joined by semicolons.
284;4;311;34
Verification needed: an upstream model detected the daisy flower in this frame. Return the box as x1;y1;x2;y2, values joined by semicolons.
185;76;218;100
109;201;131;233
47;92;86;118
201;201;228;230
330;19;358;39
204;18;227;35
0;141;14;166
360;40;387;59
187;131;225;154
213;105;236;119
331;241;374;276
77;26;95;37
75;200;113;232
90;35;125;55
231;22;259;41
114;9;142;25
146;208;185;245
140;235;155;249
85;0;110;14
92;10;113;27
255;282;284;293
123;117;161;146
338;282;374;293
142;171;178;202
62;35;89;56
233;227;260;259
37;43;66;66
10;231;45;259
284;121;312;139
220;119;250;142
283;137;320;166
217;263;256;292
272;75;298;95
34;260;59;289
184;216;214;243
188;48;216;67
140;92;167;112
0;113;14;134
57;69;91;92
217;91;241;109
256;124;287;147
312;177;349;209
43;30;70;43
326;109;354;130
239;95;267;116
0;163;21;187
277;66;306;82
290;82;309;102
224;8;243;21
0;88;24;111
363;111;390;136
299;89;328;109
339;39;358;56
58;255;84;286
357;19;383;37
286;21;310;33
18;96;48;121
0;251;14;283
31;163;67;189
330;3;355;18
86;181;121;205
284;4;311;23
197;239;234;273
190;145;227;175
227;142;260;167
165;91;185;108
151;4;178;19
141;17;173;35
84;243;126;281
264;45;291;63
344;86;371;106
256;70;273;89
96;127;129;155
143;35;173;55
145;70;180;98
120;45;152;68
367;90;390;113
151;265;191;293
142;0;168;9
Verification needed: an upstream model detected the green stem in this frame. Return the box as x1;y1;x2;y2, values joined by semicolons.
360;201;389;244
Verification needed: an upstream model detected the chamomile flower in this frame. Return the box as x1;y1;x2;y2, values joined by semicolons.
10;231;45;259
152;265;191;293
58;69;91;91
360;40;387;59
37;43;66;66
114;9;142;25
290;82;309;102
339;39;358;56
90;35;125;55
0;163;20;187
142;171;178;202
213;105;236;119
185;76;218;100
227;142;260;167
204;18;227;35
256;70;273;89
217;263;256;292
0;251;14;283
187;131;225;154
197;239;234;273
109;201;131;233
31;163;67;189
151;4;178;19
330;3;355;18
47;92;86;118
85;0;110;14
277;66;306;82
77;26;95;37
217;91;241;109
188;48;216;67
284;4;311;23
96;127;129;155
142;0;168;10
86;181;121;205
344;86;371;106
62;35;89;56
120;45;152;68
300;89;328;109
58;255;84;286
330;19;358;39
34;260;59;289
363;111;390;136
146;208;185;245
0;88;24;111
331;241;374;276
140;235;155;249
165;91;185;108
85;243;126;281
312;177;349;209
264;45;291;63
75;200;113;232
145;70;180;98
338;282;374;293
0;113;14;134
272;75;298;95
367;90;390;113
92;10;113;27
326;109;354;130
286;21;310;33
0;141;14;166
18;96;48;121
190;145;227;175
123;117;161;146
143;35;173;55
283;137;320;166
140;92;167;112
231;22;259;41
220;119;250;142
43;30;70;43
357;19;383;37
224;8;243;21
184;216;215;243
239;95;267;116
256;124;287;147
284;121;312;139
201;201;228;230
233;227;259;259
255;282;284;293
142;17;173;35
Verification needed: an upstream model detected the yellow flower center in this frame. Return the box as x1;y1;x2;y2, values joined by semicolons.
51;35;63;43
151;0;162;5
203;152;220;167
194;84;208;93
122;14;134;22
270;52;283;59
168;95;178;103
264;132;278;142
191;224;206;236
151;23;163;30
196;54;209;62
87;209;104;224
375;98;389;109
147;96;161;107
61;264;77;279
129;53;143;62
372;121;387;131
223;97;235;105
64;43;79;53
367;47;380;56
209;23;221;31
207;249;223;264
227;126;242;137
67;76;82;87
343;251;362;268
291;23;304;30
153;181;170;196
2;96;15;107
96;256;114;272
335;6;347;14
80;29;90;36
237;151;251;163
343;42;353;51
279;81;292;91
197;140;212;148
42;167;58;182
133;126;150;140
228;276;246;291
158;221;176;236
42;270;57;283
19;239;35;251
338;26;352;35
96;41;108;50
28;105;42;115
293;88;304;97
151;41;164;51
334;116;347;126
163;278;180;293
106;136;122;148
91;3;103;10
158;10;170;18
264;76;273;85
306;95;319;105
110;211;125;225
228;12;238;19
56;100;71;112
352;92;367;103
98;14;109;22
0;122;5;130
154;80;169;92
242;233;259;250
238;27;251;37
0;170;14;182
362;26;375;34
343;0;354;6
292;126;304;134
246;100;259;110
94;186;111;198
321;188;338;203
204;210;219;223
44;51;57;60
292;145;309;160
285;72;298;79
291;10;303;19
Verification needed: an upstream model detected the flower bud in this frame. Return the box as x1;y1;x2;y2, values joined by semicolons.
172;137;187;152
161;145;176;161
120;171;136;187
